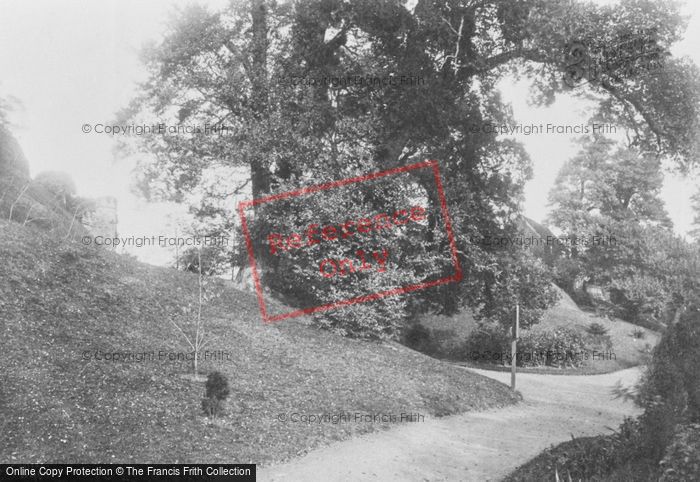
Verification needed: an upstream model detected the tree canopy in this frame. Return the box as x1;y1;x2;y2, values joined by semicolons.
118;0;700;336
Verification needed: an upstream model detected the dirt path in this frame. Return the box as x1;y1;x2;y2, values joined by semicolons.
257;367;643;482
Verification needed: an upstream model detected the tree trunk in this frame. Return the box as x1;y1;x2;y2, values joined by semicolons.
247;0;273;288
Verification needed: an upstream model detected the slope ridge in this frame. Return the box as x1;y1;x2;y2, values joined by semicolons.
0;220;519;464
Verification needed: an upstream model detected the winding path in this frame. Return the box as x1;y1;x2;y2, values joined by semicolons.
257;367;643;481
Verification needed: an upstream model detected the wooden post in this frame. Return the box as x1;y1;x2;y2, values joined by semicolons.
511;303;519;390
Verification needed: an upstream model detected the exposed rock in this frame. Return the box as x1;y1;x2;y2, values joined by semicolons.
0;126;30;182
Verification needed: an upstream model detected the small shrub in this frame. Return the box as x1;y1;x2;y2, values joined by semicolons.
403;323;434;352
516;327;588;368
201;371;230;418
403;322;429;343
205;371;230;400
631;327;646;339
459;326;588;368
401;323;457;358
586;322;609;336
585;323;613;351
459;323;510;364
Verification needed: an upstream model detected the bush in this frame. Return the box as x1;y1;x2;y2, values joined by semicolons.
253;181;438;340
659;423;700;481
631;327;646;339
516;327;588;368
586;322;609;336
640;308;700;415
459;322;511;364
584;322;613;352
201;371;230;418
459;325;588;368
313;291;409;340
205;371;230;400
635;309;700;463
402;323;438;354
401;323;459;359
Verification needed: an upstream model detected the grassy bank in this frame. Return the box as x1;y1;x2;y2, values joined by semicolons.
0;220;519;464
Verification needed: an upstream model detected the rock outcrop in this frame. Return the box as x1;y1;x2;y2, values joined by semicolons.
0;126;30;182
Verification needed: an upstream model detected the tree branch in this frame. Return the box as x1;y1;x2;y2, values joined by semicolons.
599;80;666;148
472;47;550;73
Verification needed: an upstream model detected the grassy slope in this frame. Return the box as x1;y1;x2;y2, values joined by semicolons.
0;220;519;464
419;286;659;374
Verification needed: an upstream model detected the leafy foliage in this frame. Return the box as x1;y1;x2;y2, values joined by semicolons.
459;324;588;368
249;174;439;339
461;322;512;362
517;328;588;368
659;423;700;482
548;133;700;327
475;250;560;329
638;309;700;448
549;137;671;235
118;0;700;337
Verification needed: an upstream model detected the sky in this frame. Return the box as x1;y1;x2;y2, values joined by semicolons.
0;0;698;266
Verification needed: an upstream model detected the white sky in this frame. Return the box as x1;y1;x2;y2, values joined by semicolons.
0;0;698;266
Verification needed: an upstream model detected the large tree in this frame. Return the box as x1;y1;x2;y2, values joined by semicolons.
549;134;671;234
548;131;699;325
117;0;700;333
